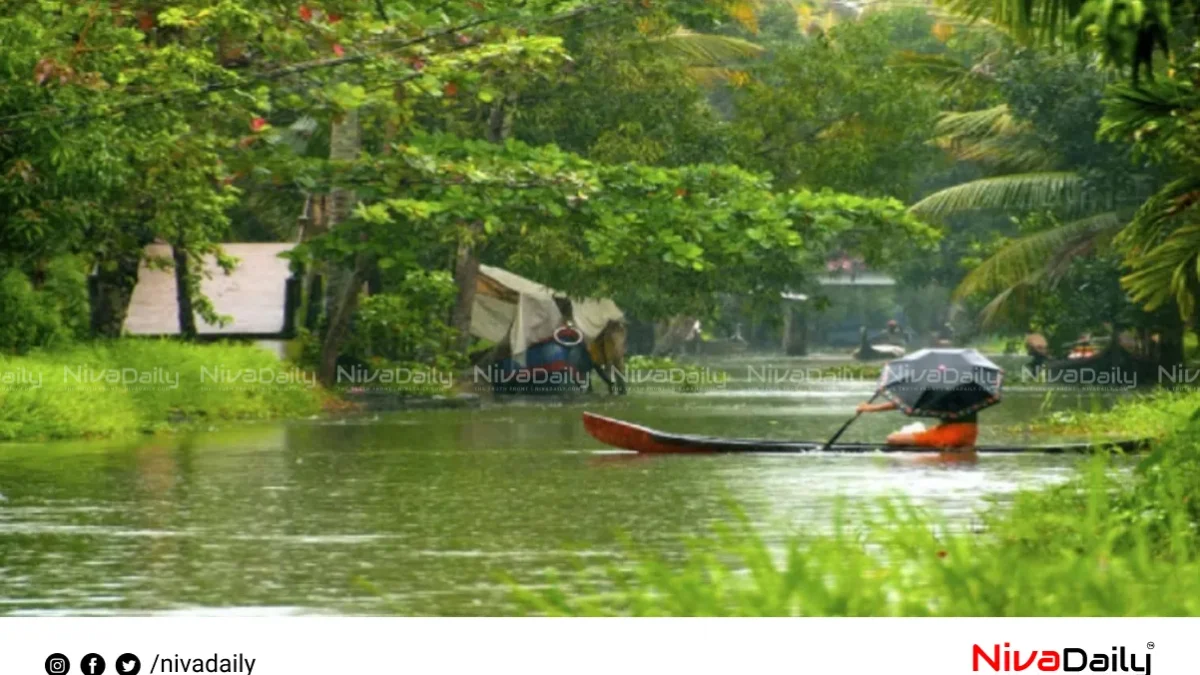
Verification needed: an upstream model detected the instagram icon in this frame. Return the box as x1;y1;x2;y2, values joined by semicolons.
45;653;70;675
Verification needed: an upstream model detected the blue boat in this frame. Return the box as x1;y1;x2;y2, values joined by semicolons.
486;329;592;394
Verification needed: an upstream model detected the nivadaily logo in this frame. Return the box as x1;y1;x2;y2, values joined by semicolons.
973;643;1151;674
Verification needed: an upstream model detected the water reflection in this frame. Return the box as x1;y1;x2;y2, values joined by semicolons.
0;355;1126;615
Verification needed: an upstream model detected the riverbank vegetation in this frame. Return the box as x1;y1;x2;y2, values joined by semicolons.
624;355;727;393
1030;387;1200;440
0;342;321;441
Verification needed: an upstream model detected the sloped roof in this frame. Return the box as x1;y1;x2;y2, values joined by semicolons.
124;243;296;336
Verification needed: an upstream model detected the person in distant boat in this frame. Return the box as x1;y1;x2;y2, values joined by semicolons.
854;400;979;451
871;319;909;346
1025;333;1050;376
929;323;955;348
1068;333;1096;359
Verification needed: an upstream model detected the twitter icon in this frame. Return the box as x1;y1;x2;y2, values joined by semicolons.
115;654;141;675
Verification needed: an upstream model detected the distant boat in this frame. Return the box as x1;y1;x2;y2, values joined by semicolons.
1043;343;1158;386
853;326;905;361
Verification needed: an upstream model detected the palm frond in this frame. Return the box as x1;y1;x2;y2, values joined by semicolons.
1116;176;1200;256
654;29;765;67
930;105;1058;170
1122;220;1200;319
1100;80;1200;159
975;281;1037;328
931;0;1080;44
934;104;1026;138
935;135;1058;171
1117;176;1200;319
931;0;1179;77
686;67;750;87
954;211;1123;301
891;51;973;84
909;172;1089;218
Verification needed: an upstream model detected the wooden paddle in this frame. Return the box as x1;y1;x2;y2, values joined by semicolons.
822;391;880;451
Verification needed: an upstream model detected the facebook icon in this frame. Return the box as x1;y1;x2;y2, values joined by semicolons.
80;654;106;675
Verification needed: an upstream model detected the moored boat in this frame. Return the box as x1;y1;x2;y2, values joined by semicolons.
1042;343;1159;386
853;326;905;361
581;412;1149;455
484;334;591;394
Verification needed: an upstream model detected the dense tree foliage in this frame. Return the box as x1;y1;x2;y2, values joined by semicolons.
1;0;938;366
17;0;1198;367
727;8;950;199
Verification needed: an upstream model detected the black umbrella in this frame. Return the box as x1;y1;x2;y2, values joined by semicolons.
822;348;1002;449
878;348;1003;420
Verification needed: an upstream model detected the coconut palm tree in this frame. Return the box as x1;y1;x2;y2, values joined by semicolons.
1100;77;1200;319
924;0;1200;322
909;94;1143;326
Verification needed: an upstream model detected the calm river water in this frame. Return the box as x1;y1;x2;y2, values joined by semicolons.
0;354;1128;615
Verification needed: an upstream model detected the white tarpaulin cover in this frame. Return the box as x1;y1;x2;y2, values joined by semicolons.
470;265;624;361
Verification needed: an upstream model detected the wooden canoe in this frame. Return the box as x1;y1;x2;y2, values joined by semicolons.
582;412;1150;455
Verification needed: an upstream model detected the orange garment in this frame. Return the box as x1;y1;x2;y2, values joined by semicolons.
910;422;978;449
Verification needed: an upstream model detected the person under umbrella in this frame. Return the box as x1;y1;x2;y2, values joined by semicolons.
855;348;1003;453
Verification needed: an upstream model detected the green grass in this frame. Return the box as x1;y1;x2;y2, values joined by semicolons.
0;340;323;441
1028;388;1200;440
625;355;727;393
510;406;1200;616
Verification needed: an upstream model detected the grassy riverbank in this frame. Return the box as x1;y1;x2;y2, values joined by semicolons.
0;341;323;441
513;395;1200;616
1030;388;1200;439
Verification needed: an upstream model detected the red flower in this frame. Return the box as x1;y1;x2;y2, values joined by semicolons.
250;117;268;132
137;11;155;31
327;12;341;23
332;43;345;57
443;81;459;97
298;5;313;21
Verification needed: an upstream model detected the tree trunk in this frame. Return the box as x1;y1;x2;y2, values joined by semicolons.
315;107;362;383
318;254;369;387
626;317;655;356
450;229;482;354
172;242;198;339
322;108;361;325
782;301;808;356
447;94;518;355
89;251;142;338
299;194;328;331
1158;317;1185;370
